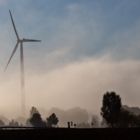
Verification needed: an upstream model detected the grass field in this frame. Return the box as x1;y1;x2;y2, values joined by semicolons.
0;128;139;139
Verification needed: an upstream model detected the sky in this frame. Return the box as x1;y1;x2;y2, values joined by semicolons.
0;0;140;118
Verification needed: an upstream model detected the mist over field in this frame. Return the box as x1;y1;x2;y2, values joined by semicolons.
0;0;140;120
0;57;140;119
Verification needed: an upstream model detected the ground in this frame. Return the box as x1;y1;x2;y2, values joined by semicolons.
0;128;139;139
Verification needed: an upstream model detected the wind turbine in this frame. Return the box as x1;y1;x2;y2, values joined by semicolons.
5;10;41;116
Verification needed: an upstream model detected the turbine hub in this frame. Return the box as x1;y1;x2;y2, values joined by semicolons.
18;39;23;43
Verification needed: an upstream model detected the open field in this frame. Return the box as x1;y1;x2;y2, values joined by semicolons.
0;128;139;139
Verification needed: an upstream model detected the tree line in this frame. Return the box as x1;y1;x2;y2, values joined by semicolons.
0;107;59;127
101;91;140;127
0;91;139;128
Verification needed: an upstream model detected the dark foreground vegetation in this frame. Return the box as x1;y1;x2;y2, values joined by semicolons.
0;127;139;139
0;91;140;128
101;91;140;127
1;91;140;139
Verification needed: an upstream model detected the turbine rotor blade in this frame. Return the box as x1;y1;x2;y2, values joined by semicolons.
23;39;41;42
4;42;19;71
9;10;19;39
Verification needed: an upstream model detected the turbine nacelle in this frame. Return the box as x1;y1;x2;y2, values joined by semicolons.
18;38;41;43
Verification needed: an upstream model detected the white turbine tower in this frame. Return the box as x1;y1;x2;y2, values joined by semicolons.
5;10;41;116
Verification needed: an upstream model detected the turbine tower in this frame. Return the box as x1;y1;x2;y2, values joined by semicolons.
5;10;41;116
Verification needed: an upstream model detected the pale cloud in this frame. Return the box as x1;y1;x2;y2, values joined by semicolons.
0;0;6;5
0;56;140;118
66;3;81;14
25;57;140;115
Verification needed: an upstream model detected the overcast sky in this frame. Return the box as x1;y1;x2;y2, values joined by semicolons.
0;0;140;117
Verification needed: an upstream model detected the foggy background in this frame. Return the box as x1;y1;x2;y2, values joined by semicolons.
0;0;140;119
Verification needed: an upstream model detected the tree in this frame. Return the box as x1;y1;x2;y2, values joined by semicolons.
91;115;99;128
116;108;135;127
30;106;39;117
117;109;140;127
101;91;122;127
46;113;59;127
77;122;90;128
9;120;19;127
28;107;46;127
0;120;5;126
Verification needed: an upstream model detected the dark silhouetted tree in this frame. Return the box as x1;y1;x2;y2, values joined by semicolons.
77;122;90;128
9;120;19;127
91;115;99;128
46;113;59;127
30;106;39;116
117;108;140;127
28;107;46;127
101;91;122;127
0;120;5;126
